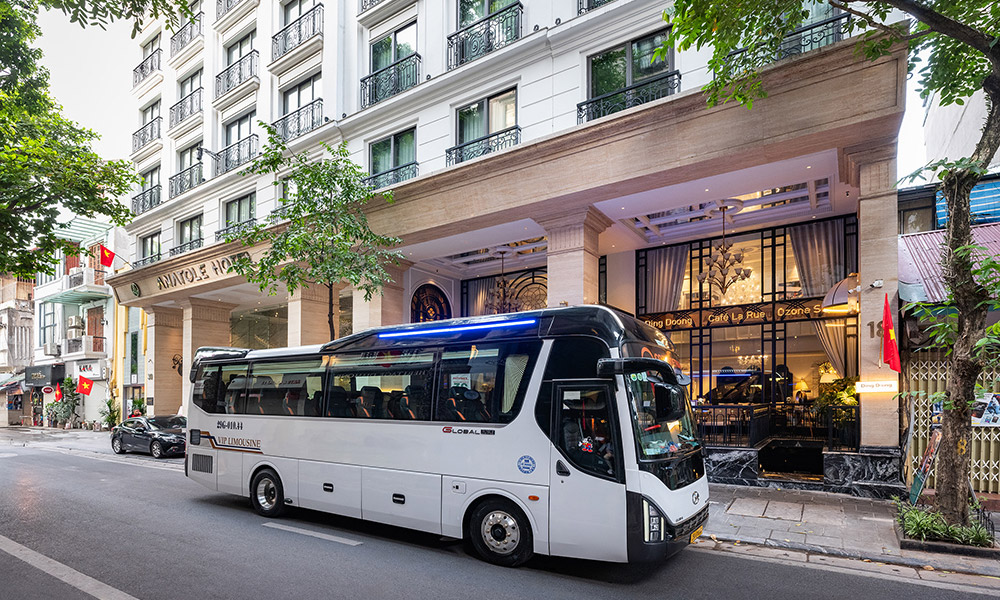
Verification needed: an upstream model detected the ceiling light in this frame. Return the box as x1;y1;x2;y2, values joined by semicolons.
806;165;812;169
705;188;710;192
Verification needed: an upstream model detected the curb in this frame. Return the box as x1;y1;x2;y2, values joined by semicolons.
703;531;1000;578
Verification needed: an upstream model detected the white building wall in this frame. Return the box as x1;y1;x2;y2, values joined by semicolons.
924;88;1000;173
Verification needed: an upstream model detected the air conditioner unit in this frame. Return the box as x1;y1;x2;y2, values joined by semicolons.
69;267;84;275
66;328;83;339
66;315;83;329
43;342;60;356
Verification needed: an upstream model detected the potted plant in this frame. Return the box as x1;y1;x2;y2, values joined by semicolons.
99;398;120;431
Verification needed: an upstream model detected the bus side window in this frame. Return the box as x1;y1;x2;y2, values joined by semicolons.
326;351;435;420
535;337;611;440
193;366;222;414
436;341;541;424
247;359;326;416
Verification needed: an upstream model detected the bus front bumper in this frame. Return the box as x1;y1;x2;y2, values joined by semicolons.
626;492;710;562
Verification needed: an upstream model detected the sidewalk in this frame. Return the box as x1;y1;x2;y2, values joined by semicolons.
704;483;1000;578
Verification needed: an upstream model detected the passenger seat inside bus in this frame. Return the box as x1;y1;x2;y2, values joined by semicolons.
326;386;351;418
360;386;382;418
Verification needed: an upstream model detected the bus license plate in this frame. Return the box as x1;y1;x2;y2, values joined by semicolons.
689;526;703;544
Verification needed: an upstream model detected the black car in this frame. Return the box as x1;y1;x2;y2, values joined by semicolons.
111;415;187;459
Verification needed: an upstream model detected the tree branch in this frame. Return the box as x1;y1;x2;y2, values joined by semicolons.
873;0;998;59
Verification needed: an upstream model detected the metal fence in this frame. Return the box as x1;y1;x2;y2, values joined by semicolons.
447;2;522;70
216;51;258;99
169;88;203;128
577;70;681;123
170;13;203;56
272;4;323;61
363;162;419;190
694;402;860;451
131;118;161;153
273;99;324;141
445;126;520;166
360;53;421;109
133;49;161;87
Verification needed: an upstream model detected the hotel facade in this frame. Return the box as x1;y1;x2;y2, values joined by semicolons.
108;0;908;495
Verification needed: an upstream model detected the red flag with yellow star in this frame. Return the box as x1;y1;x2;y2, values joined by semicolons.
78;376;94;396
54;382;62;401
98;244;115;268
882;293;901;373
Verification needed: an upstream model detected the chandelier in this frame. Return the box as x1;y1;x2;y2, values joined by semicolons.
697;203;752;296
483;247;521;314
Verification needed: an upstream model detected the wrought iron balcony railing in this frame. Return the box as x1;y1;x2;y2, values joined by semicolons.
133;49;161;87
170;238;204;256
132;117;161;153
577;0;617;13
360;53;421;109
445;126;520;166
577;70;682;123
215;51;258;99
169;87;203;128
363;162;419;189
722;13;850;75
131;186;162;215
447;2;522;70
133;253;162;268
359;0;384;13
216;0;246;21
272;99;323;142
272;4;323;61
170;162;203;198
214;135;258;175
170;13;203;56
216;218;257;241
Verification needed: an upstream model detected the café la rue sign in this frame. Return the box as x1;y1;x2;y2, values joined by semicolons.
641;299;840;331
155;252;250;291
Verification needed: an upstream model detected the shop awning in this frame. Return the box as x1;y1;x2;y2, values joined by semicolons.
0;373;25;394
898;223;1000;304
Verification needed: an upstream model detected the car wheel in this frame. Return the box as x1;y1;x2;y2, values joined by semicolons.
250;469;286;518
468;498;533;567
111;436;125;454
150;440;163;459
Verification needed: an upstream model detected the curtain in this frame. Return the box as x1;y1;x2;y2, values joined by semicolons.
788;219;844;297
458;102;485;144
815;319;847;377
464;277;496;316
395;130;416;165
644;245;689;312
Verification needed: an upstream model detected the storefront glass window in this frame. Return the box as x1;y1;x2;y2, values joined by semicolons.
230;306;288;350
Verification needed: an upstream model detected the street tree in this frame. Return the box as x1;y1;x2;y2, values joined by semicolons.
224;125;404;341
658;0;1000;526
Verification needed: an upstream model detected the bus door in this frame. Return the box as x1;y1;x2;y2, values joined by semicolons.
548;381;628;561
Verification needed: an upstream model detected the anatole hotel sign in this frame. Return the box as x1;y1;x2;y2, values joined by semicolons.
641;298;846;331
124;250;252;298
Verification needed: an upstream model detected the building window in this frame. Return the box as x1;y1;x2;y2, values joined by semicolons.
589;30;672;99
141;100;161;125
282;0;314;25
179;142;201;171
140;166;160;190
179;69;202;97
142;34;160;57
370;128;416;177
39;302;56;345
371;22;416;73
225;193;255;226
141;232;161;259
448;89;518;164
178;214;203;245
458;0;515;27
282;74;320;115
226;31;255;65
225;111;255;146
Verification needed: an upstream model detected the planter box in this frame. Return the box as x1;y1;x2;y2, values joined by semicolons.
893;519;1000;559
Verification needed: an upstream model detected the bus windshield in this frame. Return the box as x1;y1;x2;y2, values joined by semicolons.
622;342;699;460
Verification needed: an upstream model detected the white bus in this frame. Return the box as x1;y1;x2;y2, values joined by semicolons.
185;306;708;566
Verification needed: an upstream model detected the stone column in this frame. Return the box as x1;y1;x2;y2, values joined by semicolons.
857;158;900;449
538;207;613;307
145;307;183;417
178;299;238;412
288;284;342;346
352;261;411;330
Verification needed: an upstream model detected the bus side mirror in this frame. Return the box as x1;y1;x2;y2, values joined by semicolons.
654;383;687;422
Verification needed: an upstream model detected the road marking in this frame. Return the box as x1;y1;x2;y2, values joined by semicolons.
263;522;363;546
0;533;139;600
0;452;19;458
33;446;183;472
688;544;999;596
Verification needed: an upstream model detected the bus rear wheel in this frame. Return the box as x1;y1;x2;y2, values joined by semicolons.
250;469;286;518
469;499;533;567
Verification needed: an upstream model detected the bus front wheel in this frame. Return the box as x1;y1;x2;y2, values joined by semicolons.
250;468;286;518
468;498;533;567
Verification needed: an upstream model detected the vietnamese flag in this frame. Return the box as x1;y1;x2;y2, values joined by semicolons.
78;376;94;396
98;244;115;268
54;382;62;401
882;293;901;373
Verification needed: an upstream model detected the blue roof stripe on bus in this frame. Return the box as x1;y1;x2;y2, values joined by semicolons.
377;319;538;339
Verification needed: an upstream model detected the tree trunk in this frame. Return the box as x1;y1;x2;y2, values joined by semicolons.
327;283;336;341
932;75;1000;525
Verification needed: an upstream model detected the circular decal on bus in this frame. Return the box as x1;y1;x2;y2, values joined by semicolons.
517;455;536;474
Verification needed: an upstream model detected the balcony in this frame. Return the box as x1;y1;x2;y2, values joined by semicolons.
360;53;421;109
169;162;204;198
131;185;162;216
215;51;259;100
272;4;323;61
131;117;161;155
216;218;257;242
723;13;850;73
359;0;384;12
447;2;522;70
37;267;111;305
272;99;324;142
363;162;418;189
214;135;258;176
577;70;682;123
169;87;203;132
577;0;616;13
62;335;107;359
133;49;161;87
170;13;203;57
446;126;520;166
170;238;204;257
133;253;162;269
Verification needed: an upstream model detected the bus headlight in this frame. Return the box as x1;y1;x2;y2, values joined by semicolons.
642;498;665;543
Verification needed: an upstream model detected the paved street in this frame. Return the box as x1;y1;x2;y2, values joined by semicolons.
0;435;997;600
